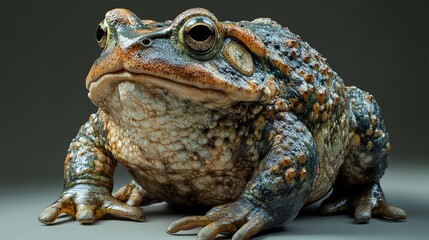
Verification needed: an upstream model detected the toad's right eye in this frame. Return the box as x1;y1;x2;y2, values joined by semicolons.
96;21;110;50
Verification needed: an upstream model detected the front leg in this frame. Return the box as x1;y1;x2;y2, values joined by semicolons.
168;112;318;240
39;113;145;224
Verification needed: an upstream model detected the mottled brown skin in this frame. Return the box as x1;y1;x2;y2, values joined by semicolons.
39;8;406;240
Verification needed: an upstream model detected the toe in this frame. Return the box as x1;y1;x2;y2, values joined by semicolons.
353;188;373;223
102;198;145;221
126;187;143;206
373;203;407;221
167;216;213;234
197;217;239;240
38;202;64;224
112;184;132;202
232;212;267;240
76;205;97;223
354;202;372;223
354;206;371;224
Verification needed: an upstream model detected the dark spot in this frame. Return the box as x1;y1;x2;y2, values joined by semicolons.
224;137;230;143
164;184;176;195
274;44;280;50
248;125;255;134
202;127;209;134
183;100;191;109
155;23;165;28
208;138;216;148
192;151;201;159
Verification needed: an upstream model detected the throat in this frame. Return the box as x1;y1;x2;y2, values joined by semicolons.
105;82;243;166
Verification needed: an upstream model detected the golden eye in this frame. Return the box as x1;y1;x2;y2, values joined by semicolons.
96;21;110;50
181;17;217;54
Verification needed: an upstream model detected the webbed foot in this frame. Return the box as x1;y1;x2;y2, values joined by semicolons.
318;182;406;223
167;199;271;240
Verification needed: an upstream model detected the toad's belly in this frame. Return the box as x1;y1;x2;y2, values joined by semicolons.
110;123;262;205
127;167;254;206
108;127;263;205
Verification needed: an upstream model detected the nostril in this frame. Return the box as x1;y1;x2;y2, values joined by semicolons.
141;37;152;47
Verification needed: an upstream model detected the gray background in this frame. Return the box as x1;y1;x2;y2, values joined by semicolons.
0;0;428;239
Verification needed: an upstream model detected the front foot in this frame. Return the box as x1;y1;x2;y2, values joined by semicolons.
167;199;272;240
39;184;145;224
318;182;406;223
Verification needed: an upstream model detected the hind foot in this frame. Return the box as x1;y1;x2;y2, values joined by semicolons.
113;180;161;206
318;182;406;223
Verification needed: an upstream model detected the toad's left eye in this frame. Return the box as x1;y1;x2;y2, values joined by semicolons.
181;17;217;55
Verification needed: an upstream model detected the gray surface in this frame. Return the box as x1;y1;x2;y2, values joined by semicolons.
1;163;428;240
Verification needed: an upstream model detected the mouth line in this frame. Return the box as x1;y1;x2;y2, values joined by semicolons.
88;70;231;105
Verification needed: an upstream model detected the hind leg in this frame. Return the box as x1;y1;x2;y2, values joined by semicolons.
318;86;406;223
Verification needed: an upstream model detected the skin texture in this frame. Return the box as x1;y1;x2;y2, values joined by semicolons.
39;8;406;240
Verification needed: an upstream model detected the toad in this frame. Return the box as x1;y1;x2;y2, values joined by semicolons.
39;8;406;240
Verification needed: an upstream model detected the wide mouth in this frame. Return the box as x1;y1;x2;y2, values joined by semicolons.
88;70;233;107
